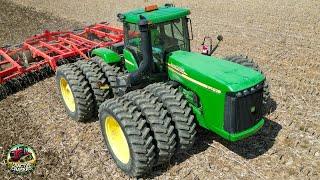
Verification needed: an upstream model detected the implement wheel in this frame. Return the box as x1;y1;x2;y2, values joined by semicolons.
99;97;156;177
56;64;95;121
224;55;270;103
0;85;8;100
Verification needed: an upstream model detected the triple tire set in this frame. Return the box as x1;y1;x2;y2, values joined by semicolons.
55;57;197;177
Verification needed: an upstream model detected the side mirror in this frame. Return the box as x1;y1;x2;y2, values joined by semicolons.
200;35;224;56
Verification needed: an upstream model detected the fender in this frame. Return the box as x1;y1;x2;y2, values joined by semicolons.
91;48;121;64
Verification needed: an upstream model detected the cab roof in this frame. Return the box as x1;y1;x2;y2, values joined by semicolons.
121;5;190;24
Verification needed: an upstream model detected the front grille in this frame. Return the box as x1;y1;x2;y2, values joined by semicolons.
224;81;264;133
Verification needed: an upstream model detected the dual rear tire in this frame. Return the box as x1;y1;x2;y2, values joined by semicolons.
56;63;95;121
99;83;196;177
99;97;156;176
55;57;118;121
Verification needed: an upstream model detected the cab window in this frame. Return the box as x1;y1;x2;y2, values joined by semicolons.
124;23;141;47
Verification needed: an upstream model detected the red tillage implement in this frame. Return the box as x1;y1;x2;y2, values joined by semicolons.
0;23;123;100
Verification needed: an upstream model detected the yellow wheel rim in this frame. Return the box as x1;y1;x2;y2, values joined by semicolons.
105;116;130;164
60;77;76;112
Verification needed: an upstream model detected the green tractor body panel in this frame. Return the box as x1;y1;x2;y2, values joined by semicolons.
169;51;265;92
91;48;121;64
123;49;139;72
167;51;265;141
122;6;190;24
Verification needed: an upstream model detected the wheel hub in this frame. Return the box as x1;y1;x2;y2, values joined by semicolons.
60;77;76;112
105;116;130;164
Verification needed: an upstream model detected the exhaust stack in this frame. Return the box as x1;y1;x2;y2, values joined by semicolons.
127;15;153;86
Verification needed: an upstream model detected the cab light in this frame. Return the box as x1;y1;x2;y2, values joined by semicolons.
145;5;158;12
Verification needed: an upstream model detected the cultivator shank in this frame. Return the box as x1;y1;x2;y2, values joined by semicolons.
0;23;123;100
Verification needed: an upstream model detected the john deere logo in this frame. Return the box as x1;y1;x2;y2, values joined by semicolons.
5;144;37;175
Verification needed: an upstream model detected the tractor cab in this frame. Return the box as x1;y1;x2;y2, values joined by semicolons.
118;4;192;72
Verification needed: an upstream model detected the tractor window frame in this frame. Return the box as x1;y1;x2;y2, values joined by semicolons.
124;22;141;48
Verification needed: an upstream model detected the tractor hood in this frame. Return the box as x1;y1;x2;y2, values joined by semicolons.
167;51;265;92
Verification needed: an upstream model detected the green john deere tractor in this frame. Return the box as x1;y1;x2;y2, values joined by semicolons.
56;4;270;177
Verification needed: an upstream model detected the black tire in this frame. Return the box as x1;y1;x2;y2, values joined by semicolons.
0;85;8;100
56;64;95;121
25;71;38;85
99;97;156;177
91;56;124;97
124;89;176;165
74;60;110;114
5;79;20;93
145;82;197;151
57;59;69;66
224;55;270;103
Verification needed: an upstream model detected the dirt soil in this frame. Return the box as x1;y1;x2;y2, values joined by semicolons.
0;0;319;179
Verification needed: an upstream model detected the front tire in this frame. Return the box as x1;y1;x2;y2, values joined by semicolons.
99;97;156;177
224;55;270;103
145;82;197;151
123;89;176;165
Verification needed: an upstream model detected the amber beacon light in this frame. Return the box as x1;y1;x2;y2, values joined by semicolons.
145;5;158;12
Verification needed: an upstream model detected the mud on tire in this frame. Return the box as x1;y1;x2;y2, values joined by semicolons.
124;89;176;165
145;82;197;151
56;64;95;121
99;97;156;177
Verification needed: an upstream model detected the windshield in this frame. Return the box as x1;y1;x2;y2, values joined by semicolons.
124;18;190;70
151;18;189;53
125;17;190;53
